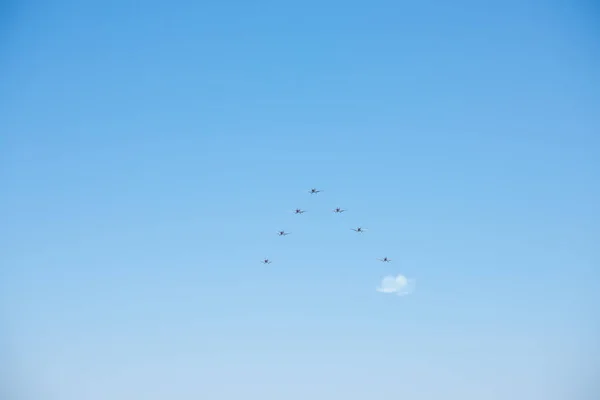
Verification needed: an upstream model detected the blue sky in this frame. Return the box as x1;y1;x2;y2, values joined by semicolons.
1;1;599;398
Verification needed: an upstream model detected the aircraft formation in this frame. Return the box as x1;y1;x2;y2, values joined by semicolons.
261;188;391;266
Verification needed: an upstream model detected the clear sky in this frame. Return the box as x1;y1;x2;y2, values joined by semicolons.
1;1;599;399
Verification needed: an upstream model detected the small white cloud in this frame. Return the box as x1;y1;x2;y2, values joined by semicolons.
376;274;416;296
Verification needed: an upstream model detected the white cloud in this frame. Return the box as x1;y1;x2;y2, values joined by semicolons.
376;274;416;296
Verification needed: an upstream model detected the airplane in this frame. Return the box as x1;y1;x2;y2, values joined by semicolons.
377;257;391;262
332;207;346;213
309;188;322;194
261;259;272;264
294;208;306;214
351;227;366;233
277;230;291;236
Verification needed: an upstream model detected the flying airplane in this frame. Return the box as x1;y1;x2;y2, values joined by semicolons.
309;188;322;194
351;227;366;233
261;259;272;264
277;230;290;236
294;208;306;214
377;257;391;262
332;207;346;213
